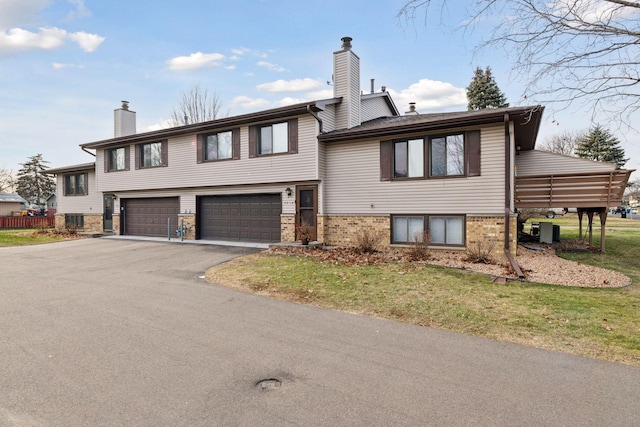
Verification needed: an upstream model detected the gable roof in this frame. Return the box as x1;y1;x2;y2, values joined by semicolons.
317;105;544;149
0;193;27;203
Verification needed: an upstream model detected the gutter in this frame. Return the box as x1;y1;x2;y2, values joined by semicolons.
504;112;525;279
307;104;323;133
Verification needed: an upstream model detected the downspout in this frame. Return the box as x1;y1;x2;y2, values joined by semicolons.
82;147;96;157
307;104;323;133
504;113;525;279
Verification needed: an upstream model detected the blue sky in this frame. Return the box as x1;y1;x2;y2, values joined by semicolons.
0;0;637;181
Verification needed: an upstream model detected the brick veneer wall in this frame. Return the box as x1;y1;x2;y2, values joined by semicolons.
317;214;517;259
465;214;518;258
175;214;196;240
281;214;295;242
320;215;391;248
54;213;102;233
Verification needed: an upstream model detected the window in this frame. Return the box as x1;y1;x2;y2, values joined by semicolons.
64;173;87;196
107;147;128;171
380;130;480;181
248;119;298;158
430;134;464;177
206;131;232;160
391;214;465;246
394;139;424;178
197;128;240;163
429;216;464;245
141;142;162;167
259;122;288;155
65;214;84;229
136;141;167;169
391;215;425;244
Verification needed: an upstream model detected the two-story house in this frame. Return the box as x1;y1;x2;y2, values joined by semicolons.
46;37;633;271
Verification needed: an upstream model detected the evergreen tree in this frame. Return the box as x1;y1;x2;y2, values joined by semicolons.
575;125;628;169
15;154;56;205
466;66;509;110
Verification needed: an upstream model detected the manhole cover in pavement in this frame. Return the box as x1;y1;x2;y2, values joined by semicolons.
256;378;282;390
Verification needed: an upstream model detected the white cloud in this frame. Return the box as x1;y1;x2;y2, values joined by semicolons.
52;62;84;69
0;27;66;53
388;79;467;113
0;0;48;30
66;0;91;21
257;61;286;72
231;95;271;111
167;52;226;71
146;119;173;132
68;31;104;52
275;97;308;107
306;89;333;100
257;78;322;93
0;26;104;55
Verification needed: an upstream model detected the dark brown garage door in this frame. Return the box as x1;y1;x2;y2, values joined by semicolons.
198;194;281;243
123;197;180;237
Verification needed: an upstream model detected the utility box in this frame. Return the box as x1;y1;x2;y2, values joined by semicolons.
539;222;554;244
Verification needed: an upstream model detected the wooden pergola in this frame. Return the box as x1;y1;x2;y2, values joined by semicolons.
515;170;634;251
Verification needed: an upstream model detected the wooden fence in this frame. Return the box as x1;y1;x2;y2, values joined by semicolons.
0;216;55;229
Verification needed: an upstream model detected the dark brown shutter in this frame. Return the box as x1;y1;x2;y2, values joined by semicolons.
288;119;298;154
232;128;240;160
380;140;392;181
124;146;130;171
466;130;481;177
161;140;168;167
104;150;109;173
248;125;257;158
83;173;89;195
196;135;204;163
135;144;140;169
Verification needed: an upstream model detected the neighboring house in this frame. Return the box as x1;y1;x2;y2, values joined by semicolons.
46;37;634;265
0;193;27;216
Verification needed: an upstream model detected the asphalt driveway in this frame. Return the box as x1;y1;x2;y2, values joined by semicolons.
1;239;639;426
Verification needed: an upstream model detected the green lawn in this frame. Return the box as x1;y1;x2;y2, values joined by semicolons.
0;229;70;247
207;220;640;366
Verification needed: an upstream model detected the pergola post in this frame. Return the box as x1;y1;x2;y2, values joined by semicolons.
577;210;584;240
598;207;607;252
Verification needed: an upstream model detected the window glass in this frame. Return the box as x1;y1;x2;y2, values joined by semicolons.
109;148;125;171
259;122;288;155
394;141;407;178
392;216;424;243
408;139;424;177
205;131;232;160
65;175;75;195
447;134;464;175
431;134;464;177
431;137;446;176
430;216;464;245
272;122;288;153
141;142;162;167
260;127;273;154
77;174;85;194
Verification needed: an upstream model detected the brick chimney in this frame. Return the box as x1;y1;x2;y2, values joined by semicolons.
114;100;136;137
333;37;361;129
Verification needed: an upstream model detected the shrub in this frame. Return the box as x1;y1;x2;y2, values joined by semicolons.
465;240;496;264
408;230;430;260
355;228;383;254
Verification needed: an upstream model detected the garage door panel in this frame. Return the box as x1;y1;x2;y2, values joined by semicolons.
124;197;180;237
199;194;281;243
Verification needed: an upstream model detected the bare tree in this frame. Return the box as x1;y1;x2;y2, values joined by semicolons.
537;131;581;156
398;1;640;124
0;168;16;193
169;84;224;127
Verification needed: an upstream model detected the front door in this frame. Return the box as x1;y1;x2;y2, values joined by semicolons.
103;194;114;231
296;185;317;241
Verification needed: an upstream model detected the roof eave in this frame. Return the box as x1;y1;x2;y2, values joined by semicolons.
82;102;316;149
